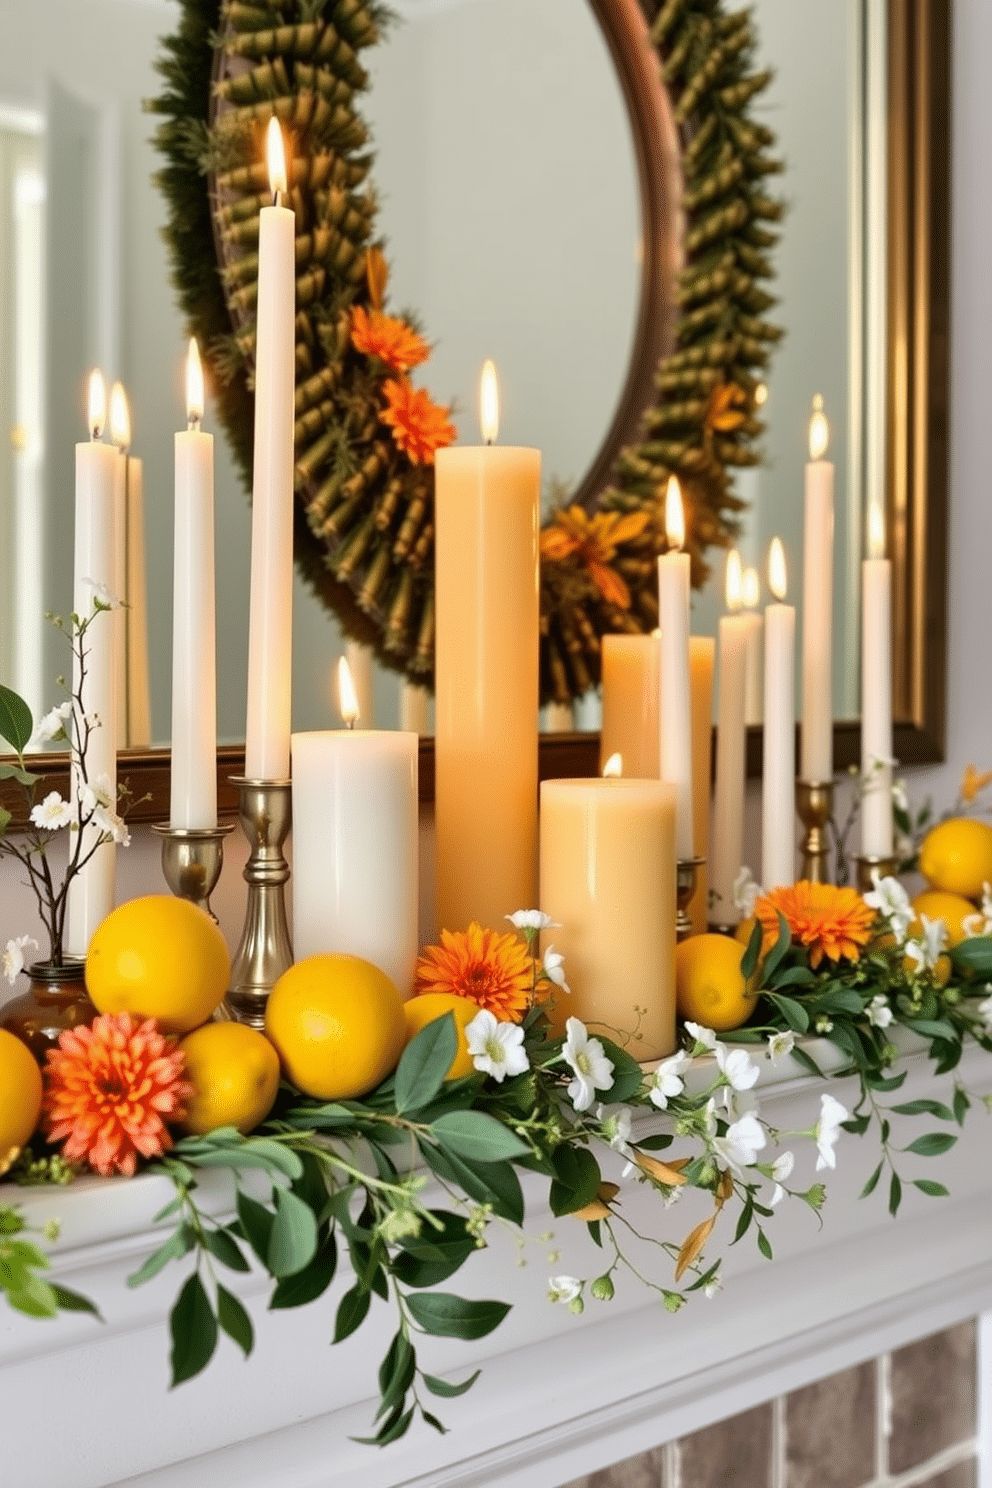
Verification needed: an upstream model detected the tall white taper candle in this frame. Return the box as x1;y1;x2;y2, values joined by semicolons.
711;552;748;924
801;395;834;782
761;538;796;890
861;504;893;857
657;476;694;859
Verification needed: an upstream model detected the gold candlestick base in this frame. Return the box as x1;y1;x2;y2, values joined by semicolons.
223;778;293;1029
152;823;235;923
676;857;705;942
855;853;898;894
796;779;834;884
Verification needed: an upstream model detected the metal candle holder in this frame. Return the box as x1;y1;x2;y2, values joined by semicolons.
224;777;293;1028
152;823;235;922
796;779;834;884
676;856;705;942
855;853;897;894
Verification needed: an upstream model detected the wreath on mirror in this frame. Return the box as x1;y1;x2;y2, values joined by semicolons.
151;0;782;703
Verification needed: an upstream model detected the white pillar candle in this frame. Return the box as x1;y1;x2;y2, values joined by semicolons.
170;340;217;829
124;452;151;746
762;538;796;890
801;396;835;782
245;119;295;781
657;476;693;859
861;504;893;857
110;383;129;751
291;660;419;995
66;370;119;957
399;680;430;734
741;566;763;725
711;553;748;925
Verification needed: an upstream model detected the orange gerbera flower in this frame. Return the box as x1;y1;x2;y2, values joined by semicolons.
350;305;430;374
381;378;456;466
540;505;651;610
754;881;876;970
415;923;535;1023
43;1014;191;1177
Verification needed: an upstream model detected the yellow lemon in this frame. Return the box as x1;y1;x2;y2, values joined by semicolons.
676;933;755;1031
403;993;480;1080
265;954;406;1100
0;1029;43;1174
86;896;230;1034
910;890;978;947
919;818;992;899
178;1022;281;1136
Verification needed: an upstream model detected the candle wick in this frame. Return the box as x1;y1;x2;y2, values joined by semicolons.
273;187;282;208
346;718;356;731
485;437;493;448
187;414;201;433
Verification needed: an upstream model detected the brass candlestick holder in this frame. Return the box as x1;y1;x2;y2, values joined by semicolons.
224;777;293;1029
855;853;897;894
676;857;705;942
796;779;834;884
152;823;235;922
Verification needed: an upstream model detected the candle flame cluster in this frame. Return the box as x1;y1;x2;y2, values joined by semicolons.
768;536;788;601
337;655;360;728
479;359;499;444
664;475;685;552
266;116;287;204
602;752;624;779
186;338;204;428
808;393;829;461
88;369;106;441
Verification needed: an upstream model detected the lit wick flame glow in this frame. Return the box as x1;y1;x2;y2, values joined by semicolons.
867;502;886;560
88;369;106;440
479;359;499;444
742;567;760;609
602;752;623;779
768;537;787;602
266;116;287;204
186;338;204;429
725;549;743;612
337;655;360;728
664;475;685;552
109;382;130;452
808;393;829;461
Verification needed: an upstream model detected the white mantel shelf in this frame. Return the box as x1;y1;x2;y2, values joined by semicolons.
3;1040;992;1488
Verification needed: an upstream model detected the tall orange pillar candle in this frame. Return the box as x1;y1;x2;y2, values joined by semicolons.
599;632;659;777
689;634;715;933
435;362;540;932
540;771;677;1061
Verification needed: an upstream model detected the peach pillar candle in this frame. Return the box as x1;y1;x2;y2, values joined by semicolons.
599;632;659;777
658;477;693;859
741;566;763;725
762;538;796;890
801;396;835;783
435;361;540;932
861;504;893;857
711;553;748;926
540;774;677;1061
688;634;715;933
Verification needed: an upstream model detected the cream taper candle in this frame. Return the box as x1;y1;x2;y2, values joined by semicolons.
245;118;295;780
110;383;130;751
658;476;694;859
688;634;715;933
861;504;893;857
762;538;796;890
801;396;835;783
711;553;748;925
741;566;763;726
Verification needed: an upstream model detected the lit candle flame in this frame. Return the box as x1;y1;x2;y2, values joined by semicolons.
664;475;685;551
742;566;760;609
867;502;886;559
109;381;130;452
186;338;204;428
88;369;106;440
754;381;768;408
808;393;829;461
602;752;623;779
725;549;743;611
266;117;287;204
768;537;787;601
479;359;499;444
337;655;360;728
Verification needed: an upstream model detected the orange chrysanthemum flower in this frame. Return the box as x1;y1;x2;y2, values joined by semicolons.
754;881;876;970
415;923;535;1023
540;505;651;610
43;1014;192;1177
350;305;430;374
381;378;456;466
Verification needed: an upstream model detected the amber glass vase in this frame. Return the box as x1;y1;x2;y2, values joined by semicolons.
0;960;97;1064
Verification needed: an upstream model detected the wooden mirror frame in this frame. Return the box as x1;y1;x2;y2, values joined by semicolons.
1;0;949;827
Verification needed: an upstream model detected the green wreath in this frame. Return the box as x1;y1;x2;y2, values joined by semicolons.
150;0;781;702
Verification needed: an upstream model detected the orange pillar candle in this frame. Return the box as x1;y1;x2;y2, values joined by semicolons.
599;632;659;777
689;634;715;933
540;772;677;1061
434;362;540;933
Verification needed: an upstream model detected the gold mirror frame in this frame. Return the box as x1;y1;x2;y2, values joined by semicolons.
1;0;949;826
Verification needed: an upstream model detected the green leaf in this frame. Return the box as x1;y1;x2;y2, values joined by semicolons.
756;1228;773;1261
430;1110;529;1165
184;1141;302;1181
377;1329;416;1419
236;1190;275;1270
50;1284;101;1318
126;1224;195;1288
216;1283;254;1358
3;1266;58;1318
912;1178;950;1197
333;1282;371;1343
904;1131;958;1157
405;1291;511;1341
393;1216;475;1289
421;1410;448;1436
0;764;36;788
889;1171;903;1216
790;1045;827;1079
740;918;763;980
950;936;992;976
394;1014;458;1114
953;1085;970;1126
352;1404;415;1447
270;1230;337;1309
859;1161;883;1199
0;802;10;831
597;1038;645;1103
0;684;33;752
268;1186;319;1277
889;1099;954;1120
423;1369;481;1399
767;993;809;1033
636;1133;674;1152
866;1071;908;1093
549;1145;602;1217
761;911;792;985
769;965;816;990
418;1143;525;1225
903;1018;958;1043
169;1272;218;1386
204;1227;250;1273
733;1197;754;1244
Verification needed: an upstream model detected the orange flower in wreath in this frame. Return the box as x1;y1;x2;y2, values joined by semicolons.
415;923;535;1023
381;378;456;466
539;505;651;609
754;881;876;970
43;1013;191;1177
350;305;430;374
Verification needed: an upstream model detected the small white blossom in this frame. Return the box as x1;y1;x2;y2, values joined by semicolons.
93;803;130;846
79;773;114;814
548;1275;581;1305
712;1112;766;1176
962;883;992;940
977;993;992;1034
767;1029;795;1064
704;1274;722;1299
733;866;762;919
562;1018;614;1112
646;1050;691;1110
596;1104;634;1158
542;945;570;994
506;909;559;932
904;914;948;974
815;1015;834;1034
724;1087;760;1121
30;701;72;746
2;935;38;986
684;1021;718;1053
892;779;910;813
85;579;122;610
465;1010;529;1083
867;994;894;1029
29;791;73;831
770;1150;795;1206
716;1044;760;1092
863;871;914;945
815;1093;849;1171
